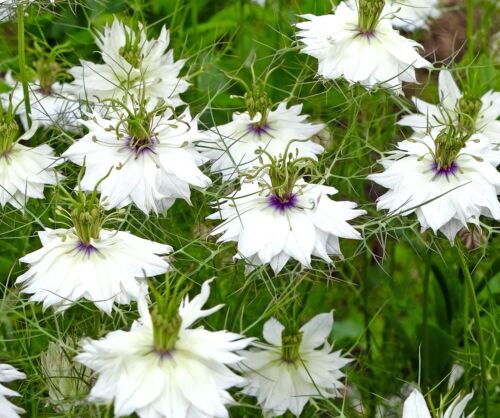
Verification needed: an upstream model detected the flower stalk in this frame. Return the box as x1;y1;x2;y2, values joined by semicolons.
17;4;31;128
457;245;489;418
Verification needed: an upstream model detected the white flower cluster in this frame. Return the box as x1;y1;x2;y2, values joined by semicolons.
0;0;488;416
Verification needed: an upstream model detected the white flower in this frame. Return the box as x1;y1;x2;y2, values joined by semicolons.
1;72;80;132
296;1;431;94
69;18;189;107
208;176;365;274
0;363;26;418
63;108;211;215
0;122;61;210
368;131;500;242
75;280;251;418
388;0;441;32
200;102;325;181
403;389;475;418
399;70;500;142
238;312;351;417
16;227;172;313
251;0;265;6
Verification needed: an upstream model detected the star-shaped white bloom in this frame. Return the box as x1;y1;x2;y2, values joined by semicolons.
399;70;500;142
68;18;189;107
208;177;365;274
388;0;441;32
76;280;251;418
238;312;351;417
63;108;211;215
368;131;500;242
0;122;61;210
16;227;172;313
0;363;26;418
296;1;431;94
200;102;325;181
1;72;80;132
403;389;475;418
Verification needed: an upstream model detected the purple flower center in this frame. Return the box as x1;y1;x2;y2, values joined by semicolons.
432;161;458;176
76;241;98;256
268;193;298;212
248;123;270;136
127;135;156;155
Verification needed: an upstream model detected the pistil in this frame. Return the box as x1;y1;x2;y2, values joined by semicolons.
281;329;303;363
357;0;385;36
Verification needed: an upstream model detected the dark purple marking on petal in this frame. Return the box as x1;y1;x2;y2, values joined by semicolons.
76;241;98;256
268;193;298;213
247;123;270;136
432;161;458;176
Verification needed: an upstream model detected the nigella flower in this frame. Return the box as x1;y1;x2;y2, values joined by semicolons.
16;190;172;313
388;0;441;32
68;18;189;107
208;153;365;273
75;279;251;418
0;363;26;417
0;114;61;210
2;72;80;132
368;127;500;242
238;312;351;417
399;70;500;142
200;98;325;181
63;101;211;214
403;389;475;418
296;0;431;94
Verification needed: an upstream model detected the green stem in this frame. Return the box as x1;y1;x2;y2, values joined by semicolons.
466;0;474;63
17;4;31;128
422;260;430;389
190;0;198;33
458;248;488;418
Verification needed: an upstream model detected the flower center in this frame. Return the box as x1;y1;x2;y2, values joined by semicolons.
0;119;19;155
357;0;385;35
71;206;103;246
268;193;298;212
76;241;98;256
245;83;272;128
432;161;458;176
281;330;303;363
433;127;468;173
248;122;270;136
152;307;182;356
127;135;156;155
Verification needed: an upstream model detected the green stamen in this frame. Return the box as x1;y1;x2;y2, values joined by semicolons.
245;83;272;127
34;58;61;95
0;120;20;155
457;96;482;135
358;0;385;34
119;28;142;68
71;205;103;245
281;330;303;363
152;308;182;354
150;275;189;355
434;126;468;171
